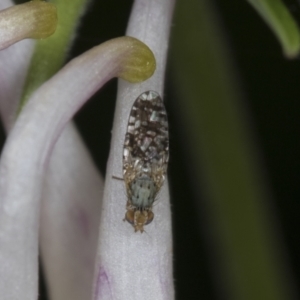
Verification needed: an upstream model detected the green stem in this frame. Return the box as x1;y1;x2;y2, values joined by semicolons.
247;0;300;58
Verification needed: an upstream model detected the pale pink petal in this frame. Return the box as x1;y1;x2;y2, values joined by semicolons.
40;124;103;300
0;0;35;130
0;36;153;300
0;39;34;129
0;2;103;297
94;1;175;300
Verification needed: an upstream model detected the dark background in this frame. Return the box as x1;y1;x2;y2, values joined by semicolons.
6;0;298;299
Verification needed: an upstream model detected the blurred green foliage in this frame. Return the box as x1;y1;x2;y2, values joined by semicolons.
247;0;300;57
170;0;298;299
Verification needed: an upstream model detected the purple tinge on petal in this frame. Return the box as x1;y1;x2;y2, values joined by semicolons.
158;252;173;300
72;205;91;239
94;267;113;300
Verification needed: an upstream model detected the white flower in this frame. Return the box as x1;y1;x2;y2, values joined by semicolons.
0;0;174;299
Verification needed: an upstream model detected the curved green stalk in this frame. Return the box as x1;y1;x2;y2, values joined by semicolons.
247;0;300;58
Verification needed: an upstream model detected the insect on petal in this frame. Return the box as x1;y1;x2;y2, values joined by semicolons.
122;91;169;232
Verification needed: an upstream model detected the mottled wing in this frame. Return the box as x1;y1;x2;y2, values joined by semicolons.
123;91;169;189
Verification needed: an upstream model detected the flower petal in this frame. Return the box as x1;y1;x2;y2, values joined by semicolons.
0;0;35;130
40;124;103;300
93;0;175;299
0;36;155;299
0;39;34;129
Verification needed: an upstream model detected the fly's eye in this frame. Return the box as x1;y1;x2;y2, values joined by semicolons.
145;211;154;225
125;211;135;225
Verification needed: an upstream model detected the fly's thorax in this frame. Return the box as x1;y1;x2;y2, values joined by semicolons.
129;174;157;208
124;174;157;232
